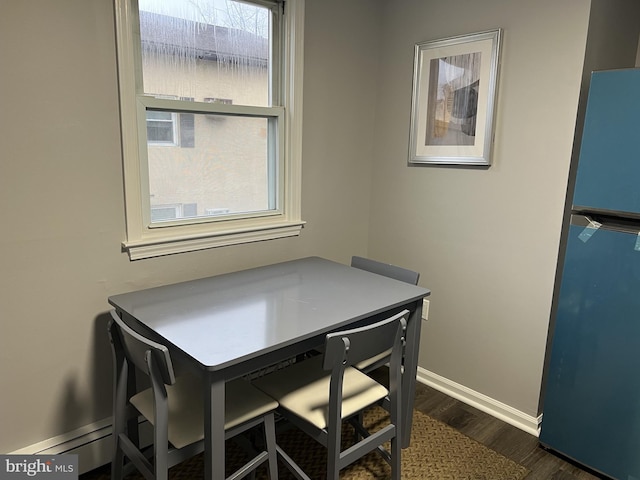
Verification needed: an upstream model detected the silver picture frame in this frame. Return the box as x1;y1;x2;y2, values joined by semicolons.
408;29;502;166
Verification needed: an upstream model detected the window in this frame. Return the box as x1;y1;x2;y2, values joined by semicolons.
146;111;177;145
115;0;305;260
150;203;198;221
146;95;194;147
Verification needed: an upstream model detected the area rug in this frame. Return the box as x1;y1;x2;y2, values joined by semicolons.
83;407;528;479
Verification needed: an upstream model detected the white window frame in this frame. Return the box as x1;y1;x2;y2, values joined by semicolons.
114;0;305;260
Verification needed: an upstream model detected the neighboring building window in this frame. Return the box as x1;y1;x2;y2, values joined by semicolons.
115;0;305;260
151;203;198;221
146;111;177;145
146;95;194;147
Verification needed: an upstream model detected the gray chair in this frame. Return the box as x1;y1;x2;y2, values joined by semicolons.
351;256;420;286
108;310;279;480
253;309;409;480
351;256;420;372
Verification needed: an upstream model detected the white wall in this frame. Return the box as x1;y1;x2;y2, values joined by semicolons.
0;0;380;455
368;0;640;421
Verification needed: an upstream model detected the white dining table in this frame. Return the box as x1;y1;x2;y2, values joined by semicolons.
108;256;430;480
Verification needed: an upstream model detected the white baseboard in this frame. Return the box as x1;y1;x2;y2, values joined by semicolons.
9;418;154;475
417;367;542;437
9;417;114;474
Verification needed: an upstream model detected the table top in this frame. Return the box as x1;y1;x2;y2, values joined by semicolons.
108;256;430;370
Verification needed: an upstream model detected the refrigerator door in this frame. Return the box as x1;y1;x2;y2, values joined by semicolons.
572;69;640;218
540;215;640;479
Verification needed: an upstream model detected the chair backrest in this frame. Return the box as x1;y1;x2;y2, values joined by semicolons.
323;310;408;373
108;309;175;386
322;309;408;450
351;256;420;285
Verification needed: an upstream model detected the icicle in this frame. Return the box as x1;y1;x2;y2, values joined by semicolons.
138;0;269;104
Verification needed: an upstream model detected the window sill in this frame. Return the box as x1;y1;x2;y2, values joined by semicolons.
122;220;305;260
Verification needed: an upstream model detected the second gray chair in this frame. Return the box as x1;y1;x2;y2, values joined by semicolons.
351;256;420;372
253;309;409;480
351;255;420;286
108;309;279;480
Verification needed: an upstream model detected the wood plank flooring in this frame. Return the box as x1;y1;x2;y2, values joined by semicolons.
412;381;607;480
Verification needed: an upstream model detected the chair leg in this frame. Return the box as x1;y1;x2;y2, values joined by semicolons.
325;424;341;480
112;363;129;480
326;464;340;480
154;404;170;480
154;442;168;480
264;413;278;480
111;436;124;480
126;365;140;448
390;436;401;480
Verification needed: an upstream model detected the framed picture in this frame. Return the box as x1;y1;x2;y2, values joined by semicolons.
408;29;502;166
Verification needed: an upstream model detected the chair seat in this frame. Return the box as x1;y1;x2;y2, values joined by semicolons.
253;356;388;430
131;376;278;449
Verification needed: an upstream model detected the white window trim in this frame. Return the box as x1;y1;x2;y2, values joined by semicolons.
114;0;305;260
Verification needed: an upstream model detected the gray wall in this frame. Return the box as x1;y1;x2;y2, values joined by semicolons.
367;0;640;418
0;0;380;453
1;0;639;458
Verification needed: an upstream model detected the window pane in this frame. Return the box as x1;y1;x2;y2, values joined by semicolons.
150;206;179;221
138;0;270;107
147;111;173;121
147;112;274;223
147;115;175;144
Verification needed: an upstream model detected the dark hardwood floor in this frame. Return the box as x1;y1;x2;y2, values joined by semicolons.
412;381;606;480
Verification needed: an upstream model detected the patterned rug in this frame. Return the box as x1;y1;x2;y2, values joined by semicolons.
83;407;528;479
